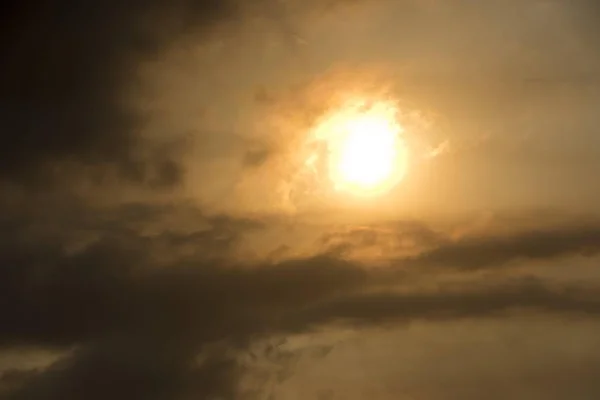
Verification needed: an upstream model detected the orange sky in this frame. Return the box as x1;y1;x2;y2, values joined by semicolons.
2;1;600;399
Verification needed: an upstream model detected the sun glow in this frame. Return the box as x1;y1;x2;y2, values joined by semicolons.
311;98;408;197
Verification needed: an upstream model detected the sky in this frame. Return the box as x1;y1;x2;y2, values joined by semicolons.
1;0;600;399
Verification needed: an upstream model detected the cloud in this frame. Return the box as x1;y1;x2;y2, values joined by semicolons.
2;202;600;398
270;317;600;400
317;217;600;270
3;0;599;190
6;339;241;400
3;1;600;398
401;223;600;271
1;369;39;397
0;0;240;186
0;0;382;188
287;278;600;331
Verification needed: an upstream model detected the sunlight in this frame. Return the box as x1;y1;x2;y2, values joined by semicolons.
311;98;408;197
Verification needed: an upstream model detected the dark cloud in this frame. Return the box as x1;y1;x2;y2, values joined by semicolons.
288;278;600;330
402;223;600;271
6;339;241;400
0;0;238;186
2;203;600;398
0;369;38;397
319;219;600;271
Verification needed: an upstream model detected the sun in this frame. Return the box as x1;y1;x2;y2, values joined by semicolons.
310;98;408;197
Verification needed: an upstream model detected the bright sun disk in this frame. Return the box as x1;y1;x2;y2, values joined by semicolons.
311;98;408;197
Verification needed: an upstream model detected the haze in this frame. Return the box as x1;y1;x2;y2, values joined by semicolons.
1;1;600;399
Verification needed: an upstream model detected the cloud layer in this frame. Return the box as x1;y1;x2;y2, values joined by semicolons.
2;201;600;398
3;1;600;399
